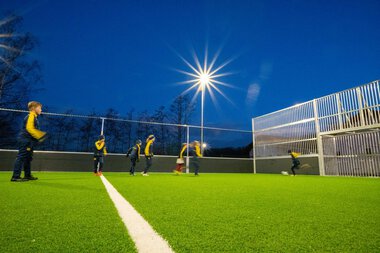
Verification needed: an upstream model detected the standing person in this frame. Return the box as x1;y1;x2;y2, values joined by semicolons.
190;141;202;176
94;135;107;176
142;134;155;176
288;150;301;176
174;143;187;175
126;139;141;176
11;101;47;182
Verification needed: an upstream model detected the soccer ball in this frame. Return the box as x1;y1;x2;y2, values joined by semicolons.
281;171;289;176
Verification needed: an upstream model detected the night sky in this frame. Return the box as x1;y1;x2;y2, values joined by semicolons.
1;0;379;130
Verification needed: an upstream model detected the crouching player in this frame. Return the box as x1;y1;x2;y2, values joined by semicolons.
94;135;107;176
174;143;187;175
11;101;47;182
126;139;142;176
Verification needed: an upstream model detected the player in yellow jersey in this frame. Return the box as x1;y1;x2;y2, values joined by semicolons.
142;134;155;176
288;150;301;176
11;101;47;182
126;139;142;176
174;143;187;175
190;141;202;176
94;135;107;176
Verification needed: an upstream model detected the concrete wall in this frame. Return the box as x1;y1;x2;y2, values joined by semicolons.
0;150;253;173
0;150;320;175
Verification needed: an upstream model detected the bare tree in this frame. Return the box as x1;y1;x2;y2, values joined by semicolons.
0;14;42;108
104;108;125;153
79;111;100;152
42;110;77;151
169;95;195;149
136;110;152;141
0;14;42;149
152;106;169;154
123;108;134;150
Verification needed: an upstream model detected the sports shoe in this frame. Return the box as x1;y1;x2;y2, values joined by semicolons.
98;172;103;176
142;173;149;176
11;177;29;182
24;175;38;180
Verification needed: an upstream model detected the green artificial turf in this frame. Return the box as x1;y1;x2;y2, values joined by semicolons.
0;172;136;253
105;173;380;253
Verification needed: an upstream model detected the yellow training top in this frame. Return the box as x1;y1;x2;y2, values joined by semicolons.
26;111;46;140
290;152;300;158
95;141;107;155
179;144;187;158
145;139;154;156
194;144;202;157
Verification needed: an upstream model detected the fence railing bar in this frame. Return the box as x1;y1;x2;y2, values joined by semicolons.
0;107;252;133
252;118;315;133
255;138;317;147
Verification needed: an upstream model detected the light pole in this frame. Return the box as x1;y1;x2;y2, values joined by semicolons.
176;49;233;154
200;74;209;154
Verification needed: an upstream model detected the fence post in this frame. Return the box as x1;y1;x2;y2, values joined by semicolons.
335;93;343;130
186;125;190;174
313;99;325;176
251;118;256;174
356;87;366;127
100;118;105;135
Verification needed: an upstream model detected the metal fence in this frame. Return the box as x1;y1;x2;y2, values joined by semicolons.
252;80;380;177
0;107;253;172
323;131;380;177
2;80;379;176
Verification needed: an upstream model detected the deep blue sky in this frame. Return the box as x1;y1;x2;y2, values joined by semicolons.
2;0;379;130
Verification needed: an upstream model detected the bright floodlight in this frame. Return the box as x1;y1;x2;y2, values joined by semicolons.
174;47;235;154
174;47;235;106
200;73;210;87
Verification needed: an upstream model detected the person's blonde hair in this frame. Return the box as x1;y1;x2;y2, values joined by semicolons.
28;101;42;110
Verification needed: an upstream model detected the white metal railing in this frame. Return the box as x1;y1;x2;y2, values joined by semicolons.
317;80;380;133
323;130;380;177
253;100;318;158
252;80;380;177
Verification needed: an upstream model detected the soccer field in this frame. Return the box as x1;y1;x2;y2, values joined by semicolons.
0;172;136;253
1;172;379;252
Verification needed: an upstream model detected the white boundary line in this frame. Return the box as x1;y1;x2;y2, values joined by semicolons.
100;175;175;253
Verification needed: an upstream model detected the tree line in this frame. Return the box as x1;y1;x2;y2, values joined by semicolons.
38;96;195;155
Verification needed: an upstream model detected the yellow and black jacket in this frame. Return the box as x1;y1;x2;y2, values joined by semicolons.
192;143;202;158
178;143;188;158
19;111;46;142
94;141;107;157
290;152;301;165
144;139;154;157
127;144;141;160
